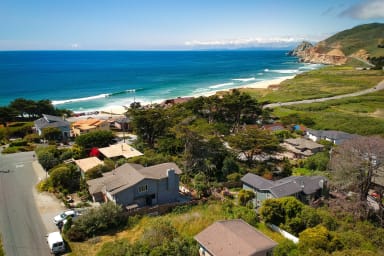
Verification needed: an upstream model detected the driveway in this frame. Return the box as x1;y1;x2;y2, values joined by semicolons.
0;151;65;256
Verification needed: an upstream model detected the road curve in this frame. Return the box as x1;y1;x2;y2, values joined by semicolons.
263;79;384;109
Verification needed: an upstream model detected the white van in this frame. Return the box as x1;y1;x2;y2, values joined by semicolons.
46;231;66;254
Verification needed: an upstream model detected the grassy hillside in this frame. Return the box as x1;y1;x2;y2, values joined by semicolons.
240;65;384;103
321;23;384;57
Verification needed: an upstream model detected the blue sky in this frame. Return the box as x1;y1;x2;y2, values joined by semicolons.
1;0;384;50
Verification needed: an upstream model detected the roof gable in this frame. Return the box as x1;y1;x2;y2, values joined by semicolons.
86;162;182;195
74;157;103;172
34;114;70;130
242;173;326;197
98;143;143;159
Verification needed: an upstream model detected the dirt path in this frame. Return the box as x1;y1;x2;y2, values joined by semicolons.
263;79;384;109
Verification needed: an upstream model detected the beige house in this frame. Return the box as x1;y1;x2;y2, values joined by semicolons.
98;143;143;159
71;118;110;136
74;157;103;177
195;219;277;256
280;137;324;159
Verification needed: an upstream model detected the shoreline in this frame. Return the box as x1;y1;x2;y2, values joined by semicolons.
91;75;296;116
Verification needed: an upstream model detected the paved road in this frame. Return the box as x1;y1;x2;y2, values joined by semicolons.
0;151;51;256
264;79;384;108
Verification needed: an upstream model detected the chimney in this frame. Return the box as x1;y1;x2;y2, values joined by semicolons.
167;168;175;191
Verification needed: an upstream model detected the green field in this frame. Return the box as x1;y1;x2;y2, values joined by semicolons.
240;65;384;104
272;89;384;135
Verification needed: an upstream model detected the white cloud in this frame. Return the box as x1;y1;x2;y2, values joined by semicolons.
184;36;324;49
340;0;384;19
71;43;80;49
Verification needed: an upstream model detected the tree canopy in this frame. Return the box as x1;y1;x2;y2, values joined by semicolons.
75;130;115;150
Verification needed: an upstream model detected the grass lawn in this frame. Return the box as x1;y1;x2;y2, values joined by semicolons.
67;201;284;256
240;65;384;104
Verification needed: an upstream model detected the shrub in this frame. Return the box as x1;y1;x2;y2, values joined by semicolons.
9;139;28;147
65;202;125;241
237;189;255;206
2;147;18;154
226;172;242;182
85;164;103;180
24;133;40;143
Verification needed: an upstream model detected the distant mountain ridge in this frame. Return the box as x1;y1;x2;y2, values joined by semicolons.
289;23;384;65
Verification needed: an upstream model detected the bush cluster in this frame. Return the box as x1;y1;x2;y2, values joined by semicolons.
65;202;125;241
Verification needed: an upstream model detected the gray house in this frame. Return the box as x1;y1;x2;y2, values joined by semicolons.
241;173;327;207
306;129;359;145
34;114;70;139
87;162;182;208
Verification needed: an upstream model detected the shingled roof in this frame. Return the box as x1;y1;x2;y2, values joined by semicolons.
87;162;182;195
34;114;70;130
242;173;327;198
194;219;277;256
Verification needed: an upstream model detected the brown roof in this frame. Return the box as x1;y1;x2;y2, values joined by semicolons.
86;162;182;195
98;143;143;159
72;118;107;130
194;219;277;256
74;157;103;172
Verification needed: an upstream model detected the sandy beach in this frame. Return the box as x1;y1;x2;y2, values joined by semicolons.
74;75;296;119
242;76;295;89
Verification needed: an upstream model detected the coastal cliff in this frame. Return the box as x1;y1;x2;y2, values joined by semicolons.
289;23;384;65
288;41;347;65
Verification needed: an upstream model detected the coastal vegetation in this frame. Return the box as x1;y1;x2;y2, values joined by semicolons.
322;23;384;58
0;98;72;126
241;65;384;104
272;89;384;136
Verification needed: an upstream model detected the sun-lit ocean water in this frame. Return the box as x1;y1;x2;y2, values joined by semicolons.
0;50;321;112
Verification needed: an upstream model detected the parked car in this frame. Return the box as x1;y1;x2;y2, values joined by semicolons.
46;231;65;254
53;210;78;224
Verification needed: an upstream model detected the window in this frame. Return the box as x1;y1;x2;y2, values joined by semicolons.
138;184;148;193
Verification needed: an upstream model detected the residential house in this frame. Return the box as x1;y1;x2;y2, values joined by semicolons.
34;114;70;139
86;162;182;208
281;138;324;159
71;118;109;137
113;117;131;132
262;122;285;132
74;157;103;178
306;129;359;145
98;143;143;159
194;219;277;256
241;173;327;207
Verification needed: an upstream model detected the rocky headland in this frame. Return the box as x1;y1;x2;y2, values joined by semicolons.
288;23;384;66
288;41;348;65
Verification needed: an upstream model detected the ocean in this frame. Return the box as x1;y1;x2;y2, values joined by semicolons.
0;50;321;112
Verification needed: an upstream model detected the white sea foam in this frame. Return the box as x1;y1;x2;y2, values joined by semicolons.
52;93;109;105
264;68;269;72
269;69;299;74
232;77;256;82
209;82;234;89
